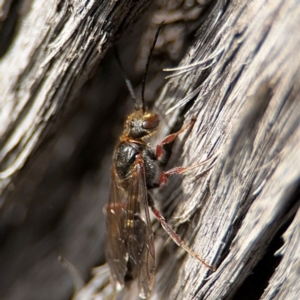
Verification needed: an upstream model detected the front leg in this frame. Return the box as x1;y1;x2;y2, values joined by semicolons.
156;118;195;160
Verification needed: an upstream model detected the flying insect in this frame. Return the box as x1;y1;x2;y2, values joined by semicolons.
105;26;214;299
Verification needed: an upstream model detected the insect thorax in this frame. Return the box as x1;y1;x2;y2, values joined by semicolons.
114;142;158;187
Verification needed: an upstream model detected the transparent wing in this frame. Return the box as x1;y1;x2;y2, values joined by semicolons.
127;155;155;299
105;167;128;290
105;156;155;298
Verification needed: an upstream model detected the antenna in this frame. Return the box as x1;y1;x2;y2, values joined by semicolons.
141;22;164;112
114;48;139;110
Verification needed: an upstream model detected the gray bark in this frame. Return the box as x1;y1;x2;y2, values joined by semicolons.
153;1;300;299
0;0;299;300
0;0;154;299
0;0;151;198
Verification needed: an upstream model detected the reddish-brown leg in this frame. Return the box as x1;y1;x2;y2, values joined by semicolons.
159;167;186;185
150;204;215;270
159;156;213;185
156;119;195;160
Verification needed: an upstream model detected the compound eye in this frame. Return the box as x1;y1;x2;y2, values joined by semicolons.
142;115;159;130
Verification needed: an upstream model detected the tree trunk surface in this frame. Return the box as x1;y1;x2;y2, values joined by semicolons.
0;1;299;300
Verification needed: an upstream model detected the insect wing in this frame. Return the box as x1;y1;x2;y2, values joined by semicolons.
105;157;155;298
105;168;128;290
127;156;156;298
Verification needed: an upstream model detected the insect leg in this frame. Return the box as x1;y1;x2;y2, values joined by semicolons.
147;194;215;270
158;156;214;185
156;119;195;160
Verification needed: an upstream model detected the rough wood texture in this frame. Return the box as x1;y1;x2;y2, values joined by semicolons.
0;0;152;200
153;0;300;299
0;0;299;300
0;1;155;299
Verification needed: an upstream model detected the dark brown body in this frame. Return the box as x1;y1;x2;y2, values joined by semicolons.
105;106;214;299
105;109;160;298
105;23;215;298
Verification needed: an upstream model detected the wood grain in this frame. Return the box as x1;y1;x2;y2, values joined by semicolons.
0;0;152;200
0;0;299;300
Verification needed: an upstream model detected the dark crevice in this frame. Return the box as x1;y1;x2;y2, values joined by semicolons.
219;40;243;76
0;0;21;57
230;184;300;300
229;220;290;300
231;235;283;300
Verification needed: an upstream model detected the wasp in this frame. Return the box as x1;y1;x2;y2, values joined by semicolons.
105;26;215;299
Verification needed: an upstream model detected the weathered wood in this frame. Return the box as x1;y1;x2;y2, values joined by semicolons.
153;0;300;299
0;1;155;300
1;0;299;300
76;0;300;299
0;0;152;201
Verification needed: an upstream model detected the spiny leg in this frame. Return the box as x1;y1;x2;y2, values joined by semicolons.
156;118;195;160
147;194;215;271
159;156;214;185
